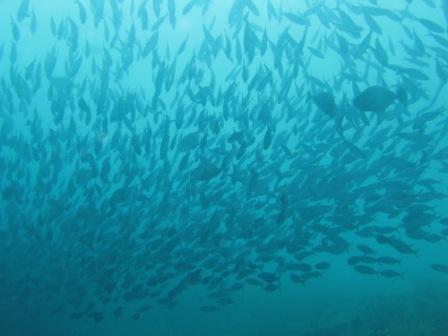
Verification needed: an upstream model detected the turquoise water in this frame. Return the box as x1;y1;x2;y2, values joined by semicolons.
0;0;448;335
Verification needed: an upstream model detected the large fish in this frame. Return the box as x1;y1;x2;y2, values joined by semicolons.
353;85;407;114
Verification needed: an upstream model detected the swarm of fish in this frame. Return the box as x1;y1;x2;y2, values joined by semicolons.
0;0;447;322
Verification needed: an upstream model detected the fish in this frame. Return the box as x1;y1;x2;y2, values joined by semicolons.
314;262;331;270
380;270;403;278
258;272;278;283
377;256;401;265
290;273;305;285
378;236;418;256
75;0;87;24
16;0;30;22
416;17;445;34
283;12;310;26
200;305;220;312
168;0;176;28
312;92;337;117
353;86;406;114
264;283;279;292
354;265;378;275
357;244;375;255
430;264;448;274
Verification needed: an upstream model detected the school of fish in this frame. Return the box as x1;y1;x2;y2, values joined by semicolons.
0;0;448;322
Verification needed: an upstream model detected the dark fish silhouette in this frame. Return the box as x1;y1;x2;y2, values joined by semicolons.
431;264;448;274
353;85;405;113
312;92;337;117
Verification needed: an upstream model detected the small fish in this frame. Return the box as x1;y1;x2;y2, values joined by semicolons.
380;270;403;278
430;264;448;274
354;265;378;275
314;262;331;270
312;92;337;117
200;305;220;312
417;17;445;34
357;244;375;255
377;256;401;265
290;273;305;284
16;0;30;22
264;283;279;292
283;12;310;25
258;272;278;283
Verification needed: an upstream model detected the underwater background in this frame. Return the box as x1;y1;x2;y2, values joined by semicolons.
0;0;448;335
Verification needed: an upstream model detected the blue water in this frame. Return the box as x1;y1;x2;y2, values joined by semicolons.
0;0;448;335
